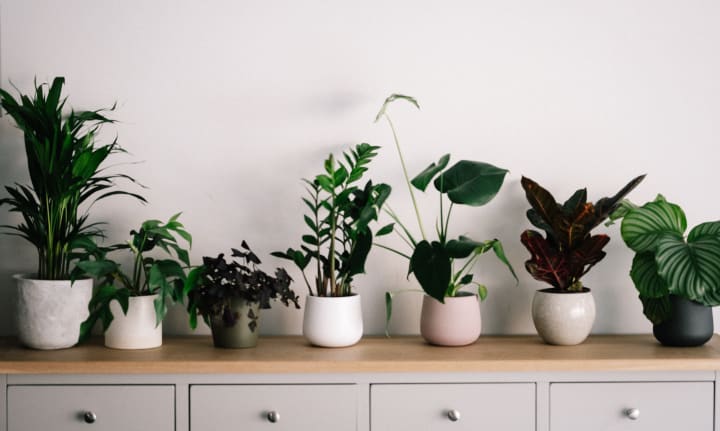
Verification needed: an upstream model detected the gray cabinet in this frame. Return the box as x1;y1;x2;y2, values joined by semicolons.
7;385;174;431
371;383;536;431
190;384;357;431
550;382;715;430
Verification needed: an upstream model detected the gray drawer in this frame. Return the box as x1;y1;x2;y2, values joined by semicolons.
190;384;357;431
7;385;174;431
550;381;714;430
371;383;536;431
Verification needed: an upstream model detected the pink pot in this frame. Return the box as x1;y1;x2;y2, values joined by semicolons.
420;294;481;346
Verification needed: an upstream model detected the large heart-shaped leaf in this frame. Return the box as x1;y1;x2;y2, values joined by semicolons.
656;234;720;306
409;240;451;302
620;198;686;253
630;252;669;298
688;221;720;241
435;161;508;206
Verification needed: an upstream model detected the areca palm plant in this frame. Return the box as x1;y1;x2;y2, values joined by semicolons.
0;77;144;280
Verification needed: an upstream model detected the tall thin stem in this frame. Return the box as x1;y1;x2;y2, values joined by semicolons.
384;115;426;241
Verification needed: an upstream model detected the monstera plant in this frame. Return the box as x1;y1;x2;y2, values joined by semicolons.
520;175;645;345
610;195;720;346
376;94;517;346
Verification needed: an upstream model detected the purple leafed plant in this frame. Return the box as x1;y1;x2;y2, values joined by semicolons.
520;175;645;292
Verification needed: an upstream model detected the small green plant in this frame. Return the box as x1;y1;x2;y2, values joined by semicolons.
609;195;720;324
0;77;145;280
375;94;517;327
520;175;645;292
273;143;391;297
186;241;300;331
76;214;191;341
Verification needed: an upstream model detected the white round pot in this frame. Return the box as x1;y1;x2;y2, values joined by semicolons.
420;293;481;346
14;275;93;350
303;294;363;347
105;294;162;349
532;288;596;346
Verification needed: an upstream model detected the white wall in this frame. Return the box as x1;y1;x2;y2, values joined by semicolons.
0;0;718;337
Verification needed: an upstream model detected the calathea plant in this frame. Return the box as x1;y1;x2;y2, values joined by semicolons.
75;214;191;340
609;195;720;324
273;143;391;297
186;241;300;331
375;94;517;307
520;175;645;291
0;77;145;280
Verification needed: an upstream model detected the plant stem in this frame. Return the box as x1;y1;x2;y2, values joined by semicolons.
384;114;426;241
373;243;411;260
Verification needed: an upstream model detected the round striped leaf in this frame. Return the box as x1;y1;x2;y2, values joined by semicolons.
620;199;686;253
656;235;720;306
629;252;669;298
688;221;720;242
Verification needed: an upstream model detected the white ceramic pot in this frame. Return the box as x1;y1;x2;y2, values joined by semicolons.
105;294;162;349
14;275;93;350
303;294;363;347
420;293;481;346
532;288;596;346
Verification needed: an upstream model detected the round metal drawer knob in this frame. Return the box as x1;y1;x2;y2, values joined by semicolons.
447;409;461;422
267;411;280;423
83;411;97;424
624;408;640;420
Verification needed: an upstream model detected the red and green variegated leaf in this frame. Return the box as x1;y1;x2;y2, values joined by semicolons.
593;174;646;226
558;202;596;249
521;177;561;235
630;252;670;298
520;230;569;289
568;234;609;280
620;198;686;253
656;235;720;306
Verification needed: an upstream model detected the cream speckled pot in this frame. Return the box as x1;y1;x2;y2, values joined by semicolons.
532;288;595;346
14;275;93;350
303;294;363;348
105;294;162;350
420;293;481;346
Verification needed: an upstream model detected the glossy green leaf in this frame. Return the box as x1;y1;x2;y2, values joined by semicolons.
374;94;420;122
688;221;720;242
409;241;451;302
376;223;394;236
476;284;488;301
446;236;493;259
434;161;508;206
620;198;686;253
491;240;518;284
411;154;450;191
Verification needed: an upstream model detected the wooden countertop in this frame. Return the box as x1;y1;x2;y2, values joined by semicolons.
1;335;719;374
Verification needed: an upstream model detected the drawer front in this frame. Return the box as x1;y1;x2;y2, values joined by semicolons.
190;384;357;431
7;385;174;431
371;383;535;431
550;382;714;431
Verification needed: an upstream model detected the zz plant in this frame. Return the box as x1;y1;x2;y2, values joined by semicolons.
520;175;645;291
76;214;191;341
610;195;720;324
0;77;144;280
376;94;517;307
273;143;391;297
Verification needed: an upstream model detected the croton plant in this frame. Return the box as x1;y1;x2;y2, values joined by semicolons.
520;175;645;292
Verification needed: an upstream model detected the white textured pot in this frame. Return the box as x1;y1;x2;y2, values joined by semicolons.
532;288;596;346
303;294;363;347
105;294;162;349
420;293;481;346
14;275;93;350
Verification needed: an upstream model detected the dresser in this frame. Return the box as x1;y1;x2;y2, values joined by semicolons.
1;335;718;431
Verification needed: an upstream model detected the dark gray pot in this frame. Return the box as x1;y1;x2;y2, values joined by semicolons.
210;299;260;349
653;295;713;347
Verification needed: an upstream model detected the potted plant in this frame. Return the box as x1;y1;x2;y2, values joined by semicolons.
186;241;300;348
520;175;645;345
0;77;144;349
609;195;720;346
273;143;391;347
376;94;517;346
76;214;191;349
